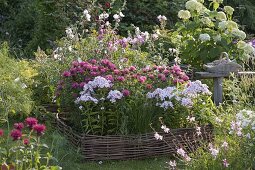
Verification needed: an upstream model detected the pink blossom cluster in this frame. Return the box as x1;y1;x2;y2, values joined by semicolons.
57;59;190;100
0;118;46;146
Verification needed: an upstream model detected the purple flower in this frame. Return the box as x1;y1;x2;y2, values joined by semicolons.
72;82;80;89
129;66;136;71
14;123;24;130
0;129;3;137
10;129;22;141
23;138;30;145
117;76;125;82
25;117;38;129
138;76;147;83
33;124;46;136
62;71;71;77
90;59;97;64
105;75;114;82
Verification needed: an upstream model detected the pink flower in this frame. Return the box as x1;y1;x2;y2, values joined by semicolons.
90;59;97;64
23;138;30;145
172;65;181;72
138;76;147;83
105;75;114;82
160;75;167;82
108;63;116;70
122;89;130;96
62;71;71;77
91;66;98;71
101;59;110;65
90;71;99;77
146;84;153;89
25;117;38;129
114;69;121;75
72;61;79;67
33;124;46;136
0;129;3;137
149;74;155;79
129;66;136;71
14;123;24;130
163;69;170;75
117;76;125;82
182;75;189;81
79;82;86;88
72;82;79;89
10;129;22;141
100;68;107;73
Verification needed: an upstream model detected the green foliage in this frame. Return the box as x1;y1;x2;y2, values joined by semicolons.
0;43;36;119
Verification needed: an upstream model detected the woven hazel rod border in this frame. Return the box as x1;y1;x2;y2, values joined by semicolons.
55;113;213;161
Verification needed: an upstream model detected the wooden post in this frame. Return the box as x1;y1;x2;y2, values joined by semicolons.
213;77;223;106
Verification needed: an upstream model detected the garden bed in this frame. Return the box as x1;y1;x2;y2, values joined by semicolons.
55;113;213;161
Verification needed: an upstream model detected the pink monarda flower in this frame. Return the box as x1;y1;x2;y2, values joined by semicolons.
146;84;153;89
79;82;86;88
90;71;99;77
10;129;22;141
72;61;79;67
25;117;38;129
62;71;71;77
108;63;116;70
117;76;125;82
91;66;98;72
101;59;110;65
163;69;170;75
182;75;189;81
0;129;3;137
138;76;147;83
14;123;24;131
114;69;121;75
148;74;155;79
33;124;46;136
72;82;79;89
122;89;130;96
105;75;114;82
172;65;181;72
89;59;97;64
129;66;136;71
160;75;167;82
122;68;129;74
23;138;30;146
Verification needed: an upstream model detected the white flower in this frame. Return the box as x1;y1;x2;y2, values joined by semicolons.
157;15;167;22
215;117;223;124
99;13;109;20
154;132;163;140
14;77;20;82
65;27;74;39
185;0;203;12
178;10;191;20
113;14;120;20
196;126;202;136
209;143;219;159
21;83;27;89
224;6;234;15
231;28;246;40
83;9;89;15
161;125;170;133
167;160;177;168
83;9;91;21
79;106;83;110
213;35;221;42
187;116;196;123
221;141;228;149
119;12;125;17
218;21;227;30
177;148;186;157
199;33;211;42
216;12;227;21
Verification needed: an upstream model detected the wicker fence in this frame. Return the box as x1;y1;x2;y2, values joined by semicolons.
55;113;213;161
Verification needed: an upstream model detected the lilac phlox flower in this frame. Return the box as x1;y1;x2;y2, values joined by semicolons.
181;97;193;107
182;80;212;97
154;132;163;140
161;125;170;133
107;90;123;103
160;101;174;110
229;121;242;136
75;94;98;104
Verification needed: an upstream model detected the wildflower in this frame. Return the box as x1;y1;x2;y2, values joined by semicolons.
33;124;46;136
154;132;163;140
209;143;219;159
129;66;136;71
14;123;24;131
10;129;22;141
161;125;170;133
167;160;177;168
0;129;3;137
221;141;228;150
196;126;202;136
25;117;38;129
178;10;191;20
199;33;211;42
222;159;230;168
157;15;167;22
181;97;193;107
117;76;125;82
62;71;71;77
138;76;147;83
177;148;186;157
23;138;30;146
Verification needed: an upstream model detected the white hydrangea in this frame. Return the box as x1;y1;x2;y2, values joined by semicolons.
231;28;246;40
224;6;234;15
218;21;227;30
199;33;211;42
201;17;213;26
185;0;203;12
107;90;123;103
216;11;227;21
178;10;191;20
